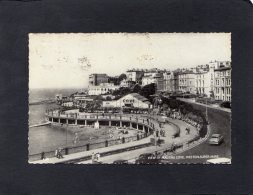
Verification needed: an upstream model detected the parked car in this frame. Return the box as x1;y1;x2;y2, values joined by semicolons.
135;153;156;164
113;159;128;164
208;134;224;145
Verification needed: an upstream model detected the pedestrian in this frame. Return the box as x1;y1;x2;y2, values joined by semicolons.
157;138;161;146
41;152;45;160
55;149;59;158
58;148;64;159
96;152;100;162
91;152;95;163
171;143;176;153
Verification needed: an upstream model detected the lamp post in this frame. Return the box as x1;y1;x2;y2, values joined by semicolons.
205;97;208;123
66;125;68;147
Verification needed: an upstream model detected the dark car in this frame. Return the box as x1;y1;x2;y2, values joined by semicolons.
113;159;128;164
135;153;158;164
208;134;224;145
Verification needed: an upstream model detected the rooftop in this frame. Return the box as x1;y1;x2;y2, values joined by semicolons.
214;66;231;71
128;93;151;104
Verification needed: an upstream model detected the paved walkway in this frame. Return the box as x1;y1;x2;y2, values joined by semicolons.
78;118;198;164
29;134;154;164
30;114;198;164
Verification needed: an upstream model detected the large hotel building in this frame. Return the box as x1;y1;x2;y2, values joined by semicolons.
88;60;231;102
214;65;231;101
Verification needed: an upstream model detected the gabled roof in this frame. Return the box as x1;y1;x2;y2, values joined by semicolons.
124;93;151;104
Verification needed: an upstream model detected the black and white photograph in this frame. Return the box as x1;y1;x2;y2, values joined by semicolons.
28;33;231;164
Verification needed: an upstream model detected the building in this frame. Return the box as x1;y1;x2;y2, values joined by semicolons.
214;66;231;101
102;93;152;109
178;71;197;94
55;94;62;101
195;67;215;97
142;70;165;92
209;60;231;69
163;71;177;92
120;79;135;88
62;101;74;107
172;71;180;92
126;69;144;83
154;73;165;92
142;76;156;86
88;83;119;95
89;74;109;86
73;97;94;108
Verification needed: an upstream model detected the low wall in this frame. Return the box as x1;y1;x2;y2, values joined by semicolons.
29;131;149;162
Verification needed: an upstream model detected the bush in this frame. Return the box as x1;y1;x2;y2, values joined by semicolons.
139;83;156;98
220;101;231;108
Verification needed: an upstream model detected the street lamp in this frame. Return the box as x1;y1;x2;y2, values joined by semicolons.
66;124;68;148
205;97;208;123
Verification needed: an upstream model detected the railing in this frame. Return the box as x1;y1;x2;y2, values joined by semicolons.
29;132;149;162
46;112;156;129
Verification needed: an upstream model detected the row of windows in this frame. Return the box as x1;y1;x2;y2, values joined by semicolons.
215;79;231;86
215;95;231;101
215;87;231;94
196;80;205;86
215;70;231;77
91;88;112;91
197;88;205;93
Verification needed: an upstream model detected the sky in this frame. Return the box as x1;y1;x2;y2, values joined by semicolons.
29;33;231;89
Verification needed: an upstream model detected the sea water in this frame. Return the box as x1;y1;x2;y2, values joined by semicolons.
29;88;82;154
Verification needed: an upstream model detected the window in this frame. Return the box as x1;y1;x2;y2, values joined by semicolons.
216;79;220;86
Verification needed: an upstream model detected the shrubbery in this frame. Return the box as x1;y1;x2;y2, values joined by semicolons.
220;101;231;108
161;97;208;137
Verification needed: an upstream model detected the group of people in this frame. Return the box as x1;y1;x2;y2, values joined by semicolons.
155;129;166;138
55;148;64;159
91;152;100;163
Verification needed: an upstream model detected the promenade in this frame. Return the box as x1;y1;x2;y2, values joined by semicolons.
78;118;198;164
29;135;152;164
30;113;199;164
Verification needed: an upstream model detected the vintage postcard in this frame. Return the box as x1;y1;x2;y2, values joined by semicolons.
29;33;231;164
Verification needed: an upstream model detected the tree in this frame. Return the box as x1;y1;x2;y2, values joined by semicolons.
220;101;231;108
132;84;142;93
140;83;156;98
112;87;131;97
117;73;127;84
95;95;103;101
106;96;112;101
120;87;131;96
162;103;169;111
167;98;178;110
